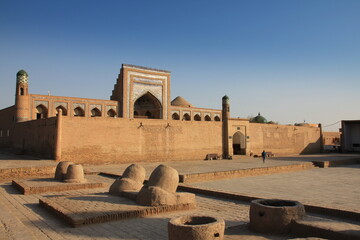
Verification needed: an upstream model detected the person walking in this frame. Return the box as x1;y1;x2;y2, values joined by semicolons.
261;150;266;163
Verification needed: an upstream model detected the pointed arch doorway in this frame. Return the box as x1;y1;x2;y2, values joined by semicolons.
133;92;162;119
233;131;246;155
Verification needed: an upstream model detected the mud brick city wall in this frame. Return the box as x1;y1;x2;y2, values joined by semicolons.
60;117;223;163
248;123;321;155
0;106;16;147
12;117;57;158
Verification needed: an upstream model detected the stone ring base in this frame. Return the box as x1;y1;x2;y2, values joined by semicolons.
168;215;225;240
250;199;306;234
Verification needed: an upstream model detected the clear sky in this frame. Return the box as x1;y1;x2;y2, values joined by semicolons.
1;0;359;131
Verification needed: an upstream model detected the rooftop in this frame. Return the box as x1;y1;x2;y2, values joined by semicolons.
122;64;171;73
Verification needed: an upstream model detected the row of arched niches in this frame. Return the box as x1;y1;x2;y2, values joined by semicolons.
35;104;116;119
171;112;221;121
35;103;221;122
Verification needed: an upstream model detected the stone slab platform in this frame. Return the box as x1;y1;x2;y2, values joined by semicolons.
313;157;360;168
226;216;360;240
39;193;196;227
12;176;107;195
293;215;360;240
100;162;316;184
178;184;360;222
0;165;56;180
179;162;315;183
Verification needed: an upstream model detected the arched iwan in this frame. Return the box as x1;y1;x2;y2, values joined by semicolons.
133;92;162;119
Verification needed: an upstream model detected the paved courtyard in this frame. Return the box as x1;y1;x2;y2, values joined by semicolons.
2;149;360;176
0;152;359;239
189;164;360;213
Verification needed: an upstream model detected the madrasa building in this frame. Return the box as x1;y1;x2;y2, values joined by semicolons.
0;64;322;163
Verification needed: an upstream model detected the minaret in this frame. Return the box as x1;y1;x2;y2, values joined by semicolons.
222;95;230;158
15;70;30;122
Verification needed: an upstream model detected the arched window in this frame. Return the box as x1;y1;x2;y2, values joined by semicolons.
20;88;24;95
172;113;180;120
214;116;221;121
74;107;85;117
194;114;201;121
107;109;116;117
134;92;162;119
183;113;191;121
91;108;101;117
36;105;48;119
205;115;211;121
56;106;67;116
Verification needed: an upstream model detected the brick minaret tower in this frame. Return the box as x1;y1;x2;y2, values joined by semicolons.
222;95;230;158
15;70;30;122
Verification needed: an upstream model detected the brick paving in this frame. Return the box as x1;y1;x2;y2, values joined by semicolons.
0;182;251;240
83;154;360;178
39;192;196;227
14;175;112;188
1;150;359;177
0;151;56;169
12;174;112;195
0;152;359;239
189;164;360;213
0;179;340;240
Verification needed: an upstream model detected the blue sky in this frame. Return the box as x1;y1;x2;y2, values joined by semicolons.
1;0;359;131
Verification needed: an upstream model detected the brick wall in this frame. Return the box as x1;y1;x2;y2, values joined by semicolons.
0;106;15;147
248;123;321;155
12;117;57;158
60;117;222;164
323;132;341;146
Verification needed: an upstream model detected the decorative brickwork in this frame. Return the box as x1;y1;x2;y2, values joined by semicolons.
72;103;85;109
105;105;117;111
12;178;105;195
54;102;68;109
16;71;28;84
132;82;163;104
34;100;49;108
39;193;196;227
126;70;169;119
